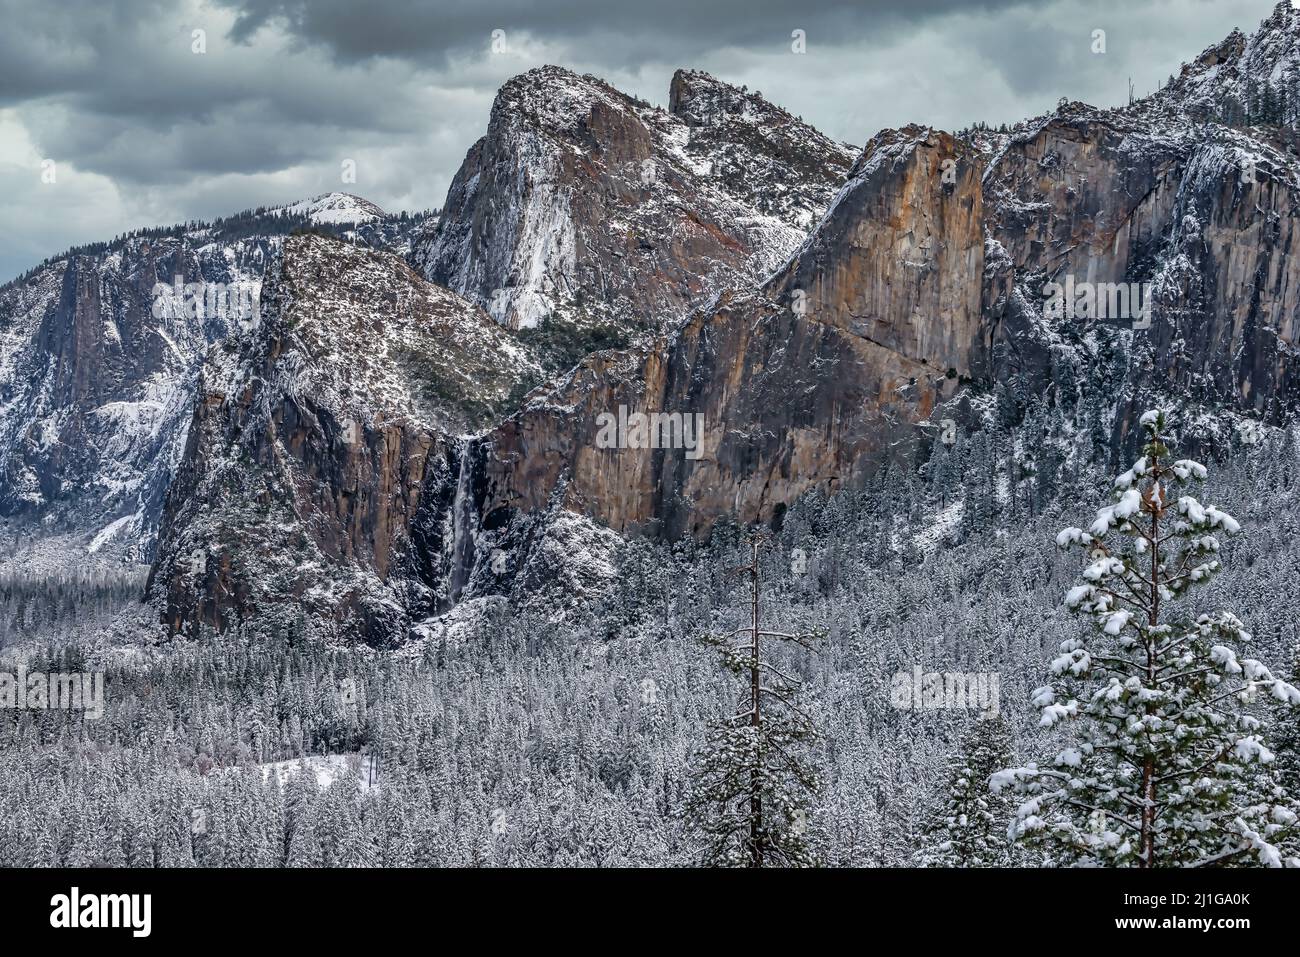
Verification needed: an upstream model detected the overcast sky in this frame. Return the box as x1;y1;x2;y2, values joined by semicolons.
0;0;1279;281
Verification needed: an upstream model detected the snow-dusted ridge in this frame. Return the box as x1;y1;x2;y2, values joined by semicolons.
275;192;387;226
0;194;434;562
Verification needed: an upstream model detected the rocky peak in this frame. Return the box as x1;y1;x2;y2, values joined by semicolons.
668;68;859;229
491;65;639;139
413;64;856;340
1140;1;1300;124
465;58;1300;575
1194;29;1248;70
459;122;982;561
668;69;775;127
275;191;386;225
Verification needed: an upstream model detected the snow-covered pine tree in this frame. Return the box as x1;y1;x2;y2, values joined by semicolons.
1275;642;1300;799
993;409;1300;867
685;536;821;867
921;714;1016;867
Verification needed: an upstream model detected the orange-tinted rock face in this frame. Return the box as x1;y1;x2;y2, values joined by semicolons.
473;102;1300;553
478;127;984;540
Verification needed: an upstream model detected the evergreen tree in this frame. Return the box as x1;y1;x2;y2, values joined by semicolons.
685;536;821;867
1274;642;1300;799
994;409;1300;866
921;715;1016;867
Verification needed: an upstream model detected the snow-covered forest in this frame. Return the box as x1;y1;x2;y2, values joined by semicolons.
3;391;1298;867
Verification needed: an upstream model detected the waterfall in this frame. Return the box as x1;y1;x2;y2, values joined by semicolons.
446;440;476;606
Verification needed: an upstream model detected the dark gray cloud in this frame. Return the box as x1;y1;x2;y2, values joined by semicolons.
217;0;1028;65
0;0;1277;282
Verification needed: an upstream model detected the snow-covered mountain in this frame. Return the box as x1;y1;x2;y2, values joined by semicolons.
7;4;1300;649
413;66;857;349
666;69;857;228
275;192;387;226
0;196;433;562
0;233;273;561
412;4;1300;625
1140;0;1300;126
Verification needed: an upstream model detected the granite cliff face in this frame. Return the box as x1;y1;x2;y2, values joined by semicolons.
146;234;539;641
982;102;1300;426
447;5;1300;564
0;194;430;561
0;235;271;558
413;66;857;343
471;127;984;544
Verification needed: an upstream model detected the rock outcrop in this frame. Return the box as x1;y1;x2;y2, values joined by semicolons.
146;235;540;641
472;127;983;544
413;66;857;342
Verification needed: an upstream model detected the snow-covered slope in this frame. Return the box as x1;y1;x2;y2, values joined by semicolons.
1139;0;1300;126
0;197;434;562
667;69;859;231
276;192;386;226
